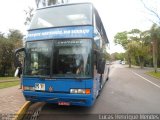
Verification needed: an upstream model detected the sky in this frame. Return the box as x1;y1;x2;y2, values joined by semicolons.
0;0;159;53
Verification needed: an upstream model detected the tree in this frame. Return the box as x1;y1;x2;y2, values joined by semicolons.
150;24;160;72
126;41;138;68
8;29;23;48
141;0;160;72
0;37;14;76
35;0;69;8
24;7;34;26
0;34;6;75
114;29;151;68
114;31;133;67
104;52;111;61
114;31;128;49
36;0;57;7
111;52;125;61
129;29;151;68
8;29;23;72
141;0;160;25
0;30;23;76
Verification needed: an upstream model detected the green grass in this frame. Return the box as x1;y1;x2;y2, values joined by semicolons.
0;77;20;89
146;71;160;79
0;77;19;81
0;81;19;89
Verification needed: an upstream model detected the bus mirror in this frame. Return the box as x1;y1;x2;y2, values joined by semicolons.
93;50;97;63
93;50;99;69
14;47;25;68
97;59;106;74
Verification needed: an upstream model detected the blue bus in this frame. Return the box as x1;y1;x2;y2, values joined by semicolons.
15;2;109;107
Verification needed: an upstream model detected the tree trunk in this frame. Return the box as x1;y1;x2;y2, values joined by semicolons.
3;65;6;77
139;56;144;69
153;39;158;73
128;53;131;68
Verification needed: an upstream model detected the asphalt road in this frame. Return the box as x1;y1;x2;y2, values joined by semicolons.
35;62;160;120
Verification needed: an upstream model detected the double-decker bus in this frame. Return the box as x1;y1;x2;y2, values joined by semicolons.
15;2;109;106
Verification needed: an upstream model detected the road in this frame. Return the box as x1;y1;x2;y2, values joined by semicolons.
25;62;160;120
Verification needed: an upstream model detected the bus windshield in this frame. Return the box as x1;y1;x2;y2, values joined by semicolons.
29;4;92;29
24;39;92;78
24;41;52;77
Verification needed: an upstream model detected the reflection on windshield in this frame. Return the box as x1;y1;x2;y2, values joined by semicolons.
53;39;91;78
24;41;52;76
24;39;92;78
29;4;92;29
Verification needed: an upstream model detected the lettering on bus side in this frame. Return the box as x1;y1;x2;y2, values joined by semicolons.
26;26;93;41
71;29;90;34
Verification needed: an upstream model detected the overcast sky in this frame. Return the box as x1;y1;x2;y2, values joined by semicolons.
0;0;159;53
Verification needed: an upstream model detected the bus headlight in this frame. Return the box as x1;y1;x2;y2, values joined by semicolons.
23;86;35;91
70;89;78;94
70;89;90;94
77;89;85;94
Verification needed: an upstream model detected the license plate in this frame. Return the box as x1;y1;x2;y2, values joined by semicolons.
58;102;70;106
35;83;45;91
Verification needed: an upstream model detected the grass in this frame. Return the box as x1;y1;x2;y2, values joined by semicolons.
0;77;19;81
0;77;20;89
146;71;160;79
0;81;19;89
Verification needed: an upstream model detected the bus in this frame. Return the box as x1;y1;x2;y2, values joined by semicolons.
15;2;109;107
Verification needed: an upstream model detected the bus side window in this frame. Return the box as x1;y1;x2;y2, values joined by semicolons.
14;48;25;77
93;50;98;70
97;53;106;74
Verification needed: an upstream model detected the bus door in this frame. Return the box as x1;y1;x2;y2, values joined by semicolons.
93;51;106;98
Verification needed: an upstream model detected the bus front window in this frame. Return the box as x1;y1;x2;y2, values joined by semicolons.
29;4;92;29
24;41;52;76
52;39;92;78
24;39;92;78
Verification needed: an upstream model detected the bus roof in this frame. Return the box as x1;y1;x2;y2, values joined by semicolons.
37;2;93;10
34;2;109;43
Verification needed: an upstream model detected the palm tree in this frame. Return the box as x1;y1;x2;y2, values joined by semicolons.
150;24;160;73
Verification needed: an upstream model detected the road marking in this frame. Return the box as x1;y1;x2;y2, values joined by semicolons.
132;71;160;89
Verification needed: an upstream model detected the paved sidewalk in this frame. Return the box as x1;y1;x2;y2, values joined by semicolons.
0;85;26;114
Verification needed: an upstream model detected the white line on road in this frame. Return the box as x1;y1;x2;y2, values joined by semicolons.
132;71;160;89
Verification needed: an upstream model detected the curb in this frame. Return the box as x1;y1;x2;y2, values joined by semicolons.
13;101;31;120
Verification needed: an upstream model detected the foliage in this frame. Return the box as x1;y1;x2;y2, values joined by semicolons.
110;52;125;61
103;51;111;60
141;0;160;72
36;0;56;7
141;0;160;25
24;7;34;26
150;24;160;72
113;0;160;70
114;31;128;49
35;0;69;7
0;30;23;76
25;0;69;26
114;27;155;68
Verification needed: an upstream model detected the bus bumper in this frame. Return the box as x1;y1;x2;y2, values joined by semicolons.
23;91;94;107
